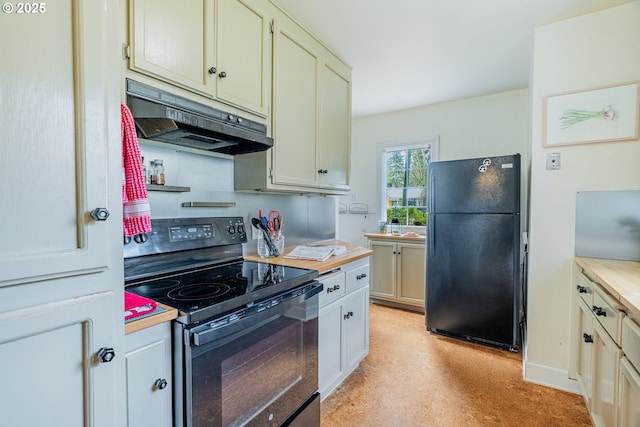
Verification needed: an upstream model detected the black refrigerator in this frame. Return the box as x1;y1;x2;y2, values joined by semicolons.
425;154;522;351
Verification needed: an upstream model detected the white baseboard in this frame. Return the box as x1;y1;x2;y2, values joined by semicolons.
523;361;581;394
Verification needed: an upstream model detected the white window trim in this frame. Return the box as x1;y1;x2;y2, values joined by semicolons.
376;136;439;222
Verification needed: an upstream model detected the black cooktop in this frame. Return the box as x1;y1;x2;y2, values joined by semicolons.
125;260;318;324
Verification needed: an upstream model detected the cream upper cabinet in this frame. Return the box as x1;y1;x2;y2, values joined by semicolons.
271;14;320;187
1;0;116;286
129;0;270;117
129;0;212;94
234;3;352;195
317;57;351;190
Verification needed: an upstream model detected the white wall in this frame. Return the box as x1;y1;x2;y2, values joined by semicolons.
337;89;530;248
526;2;640;391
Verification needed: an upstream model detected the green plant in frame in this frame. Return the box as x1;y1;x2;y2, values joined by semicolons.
559;106;616;129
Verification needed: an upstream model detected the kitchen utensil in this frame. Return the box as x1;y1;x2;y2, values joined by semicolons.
251;217;280;256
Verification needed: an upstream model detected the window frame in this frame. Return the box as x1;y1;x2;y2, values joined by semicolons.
376;136;439;226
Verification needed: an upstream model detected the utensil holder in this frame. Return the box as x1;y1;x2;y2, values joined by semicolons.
257;233;284;258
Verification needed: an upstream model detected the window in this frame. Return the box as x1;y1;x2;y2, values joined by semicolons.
378;137;439;226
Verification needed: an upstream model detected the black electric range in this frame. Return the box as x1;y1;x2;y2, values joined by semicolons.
123;217;318;324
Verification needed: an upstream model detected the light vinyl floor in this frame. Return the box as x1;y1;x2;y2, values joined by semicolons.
320;303;591;427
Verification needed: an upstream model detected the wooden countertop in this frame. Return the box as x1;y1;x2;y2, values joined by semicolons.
125;303;178;335
365;232;426;242
575;257;640;319
244;239;372;274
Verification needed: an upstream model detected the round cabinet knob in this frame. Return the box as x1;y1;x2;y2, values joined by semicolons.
227;114;235;122
97;347;116;363
218;71;227;78
154;378;168;390
208;66;217;75
236;117;243;124
90;208;110;221
133;233;148;244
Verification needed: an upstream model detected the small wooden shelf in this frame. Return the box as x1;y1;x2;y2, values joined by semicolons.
147;184;191;192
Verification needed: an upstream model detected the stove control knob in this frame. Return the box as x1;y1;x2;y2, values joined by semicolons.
133;233;148;244
154;378;168;391
237;224;245;235
227;225;236;234
123;235;132;245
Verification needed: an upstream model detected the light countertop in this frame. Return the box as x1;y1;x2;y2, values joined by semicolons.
575;257;640;319
125;302;178;335
244;239;372;274
365;232;426;242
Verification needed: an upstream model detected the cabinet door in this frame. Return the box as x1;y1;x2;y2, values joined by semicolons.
369;241;396;299
576;300;594;406
0;0;115;285
130;0;213;94
216;0;270;116
591;322;621;427
0;291;118;427
126;325;172;427
271;16;319;187
344;285;369;372
397;242;426;307
618;357;640;427
318;298;345;400
317;57;350;190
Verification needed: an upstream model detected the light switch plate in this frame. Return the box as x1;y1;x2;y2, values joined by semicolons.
546;152;561;170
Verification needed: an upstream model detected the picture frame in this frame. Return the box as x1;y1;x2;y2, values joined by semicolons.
543;81;640;147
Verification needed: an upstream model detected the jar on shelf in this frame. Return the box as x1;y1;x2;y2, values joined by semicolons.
151;159;165;185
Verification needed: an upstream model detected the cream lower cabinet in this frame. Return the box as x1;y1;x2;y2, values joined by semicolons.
318;259;370;400
368;239;425;310
619;317;640;427
125;322;173;427
571;266;626;427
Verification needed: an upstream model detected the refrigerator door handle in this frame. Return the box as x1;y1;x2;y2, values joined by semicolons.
429;214;435;256
428;176;435;256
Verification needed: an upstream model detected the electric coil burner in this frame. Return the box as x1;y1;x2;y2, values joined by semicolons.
124;217;322;427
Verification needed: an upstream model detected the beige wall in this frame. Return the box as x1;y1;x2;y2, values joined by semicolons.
526;2;640;391
337;89;529;248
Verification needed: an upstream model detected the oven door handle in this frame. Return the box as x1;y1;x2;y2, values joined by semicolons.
192;281;322;347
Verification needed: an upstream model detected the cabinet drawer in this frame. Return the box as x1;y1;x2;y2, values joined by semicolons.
576;272;595;306
592;284;625;345
345;263;370;293
318;271;345;307
622;317;640;371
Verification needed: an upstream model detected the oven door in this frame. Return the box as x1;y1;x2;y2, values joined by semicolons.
176;281;322;427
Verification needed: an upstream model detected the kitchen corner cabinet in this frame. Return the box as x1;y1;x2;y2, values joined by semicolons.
125;322;173;427
234;5;352;195
0;1;124;425
318;259;370;400
368;239;425;311
571;265;626;427
128;0;271;117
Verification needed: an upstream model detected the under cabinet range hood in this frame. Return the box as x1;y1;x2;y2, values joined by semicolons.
125;79;273;155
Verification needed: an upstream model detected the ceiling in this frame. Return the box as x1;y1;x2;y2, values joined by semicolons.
273;0;636;117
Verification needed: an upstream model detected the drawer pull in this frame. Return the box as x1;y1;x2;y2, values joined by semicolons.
356;273;368;280
583;333;593;343
343;311;354;320
326;284;341;294
592;305;607;317
576;285;588;294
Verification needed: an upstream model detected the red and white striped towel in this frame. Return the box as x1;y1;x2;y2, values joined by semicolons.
121;103;152;236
